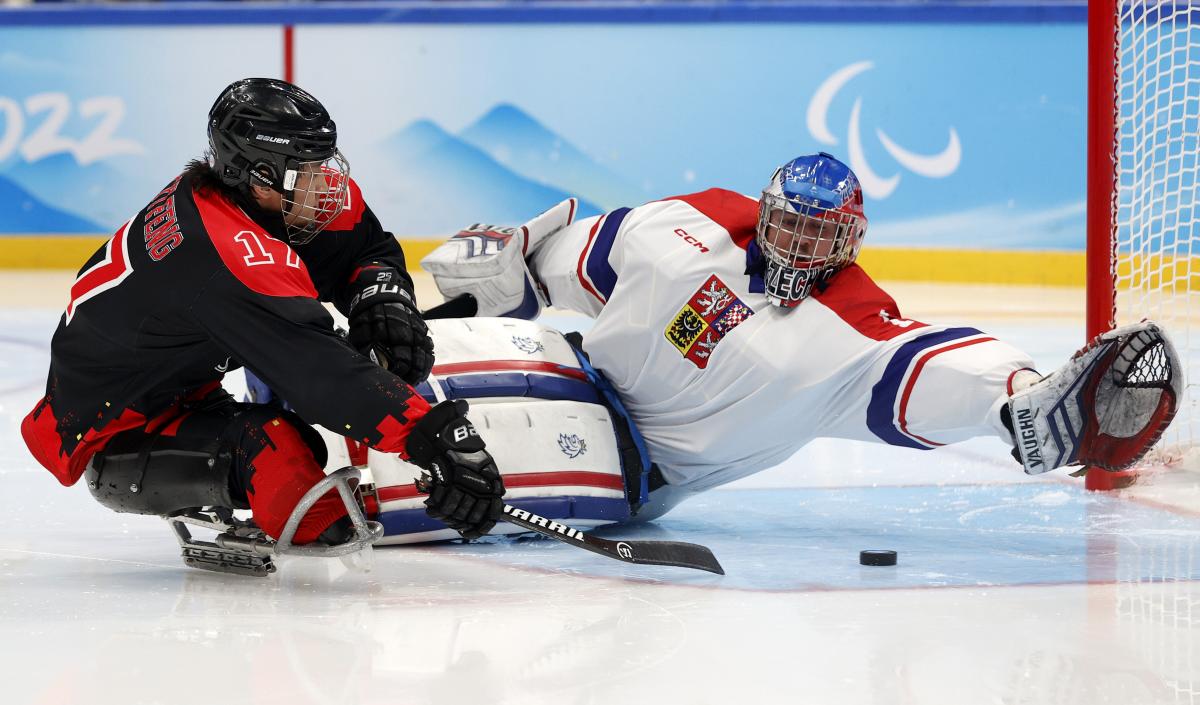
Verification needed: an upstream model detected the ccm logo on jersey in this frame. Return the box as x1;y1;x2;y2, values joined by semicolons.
665;274;755;369
673;228;710;254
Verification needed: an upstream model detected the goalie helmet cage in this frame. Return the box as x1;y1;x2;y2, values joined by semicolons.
1086;0;1200;490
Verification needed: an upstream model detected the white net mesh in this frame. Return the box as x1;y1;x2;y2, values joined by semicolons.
1116;534;1200;703
1114;2;1200;466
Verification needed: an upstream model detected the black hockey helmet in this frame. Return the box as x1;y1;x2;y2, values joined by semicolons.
207;78;350;243
208;78;336;191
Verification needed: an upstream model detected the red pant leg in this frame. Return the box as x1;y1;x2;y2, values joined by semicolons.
243;416;348;544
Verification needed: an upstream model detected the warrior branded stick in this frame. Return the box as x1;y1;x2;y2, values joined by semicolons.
415;473;723;573
414;476;723;574
498;504;725;575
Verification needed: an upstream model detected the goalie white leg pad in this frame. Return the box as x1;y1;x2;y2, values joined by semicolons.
1006;321;1182;474
324;318;642;544
369;318;634;544
423;317;583;368
369;400;630;544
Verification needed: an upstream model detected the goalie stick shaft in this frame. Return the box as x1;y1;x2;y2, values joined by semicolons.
499;504;725;575
421;294;478;320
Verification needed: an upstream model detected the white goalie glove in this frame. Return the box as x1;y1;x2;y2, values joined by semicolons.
1006;321;1182;474
421;198;577;319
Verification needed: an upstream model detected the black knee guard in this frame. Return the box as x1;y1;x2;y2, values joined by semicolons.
84;392;329;518
84;433;239;517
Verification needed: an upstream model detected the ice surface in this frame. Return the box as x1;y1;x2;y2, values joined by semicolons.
2;289;1198;705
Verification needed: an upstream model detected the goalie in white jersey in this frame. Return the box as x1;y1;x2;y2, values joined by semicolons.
301;153;1181;541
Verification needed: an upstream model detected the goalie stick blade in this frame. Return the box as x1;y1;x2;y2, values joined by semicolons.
499;503;725;575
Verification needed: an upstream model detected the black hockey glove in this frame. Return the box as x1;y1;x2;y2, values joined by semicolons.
346;266;435;386
407;400;506;540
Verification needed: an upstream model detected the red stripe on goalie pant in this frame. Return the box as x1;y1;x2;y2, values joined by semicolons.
896;336;996;448
375;470;625;502
431;360;588;381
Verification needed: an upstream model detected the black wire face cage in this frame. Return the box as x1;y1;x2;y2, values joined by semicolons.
754;192;866;307
279;150;351;245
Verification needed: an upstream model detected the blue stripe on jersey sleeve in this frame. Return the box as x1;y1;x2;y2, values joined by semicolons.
586;207;630;300
866;327;985;449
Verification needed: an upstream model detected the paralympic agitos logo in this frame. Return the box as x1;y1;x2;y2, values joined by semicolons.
806;61;961;200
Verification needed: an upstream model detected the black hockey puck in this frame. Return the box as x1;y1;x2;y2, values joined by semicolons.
860;550;897;566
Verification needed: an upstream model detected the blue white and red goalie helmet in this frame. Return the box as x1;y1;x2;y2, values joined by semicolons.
756;152;868;307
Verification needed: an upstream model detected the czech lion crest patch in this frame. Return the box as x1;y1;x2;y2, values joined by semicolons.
664;274;755;369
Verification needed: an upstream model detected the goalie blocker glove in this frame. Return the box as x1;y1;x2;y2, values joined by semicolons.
407;400;506;539
1005;321;1182;474
346;265;435;386
420;198;577;319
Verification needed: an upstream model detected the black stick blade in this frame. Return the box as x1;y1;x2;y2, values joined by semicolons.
587;535;725;575
500;504;725;575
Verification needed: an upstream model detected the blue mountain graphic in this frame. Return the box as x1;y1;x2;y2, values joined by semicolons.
0;173;104;233
363;119;602;235
4;153;143;230
459;104;646;211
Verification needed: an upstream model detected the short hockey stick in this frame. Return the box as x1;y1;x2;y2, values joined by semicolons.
498;504;725;575
416;476;723;574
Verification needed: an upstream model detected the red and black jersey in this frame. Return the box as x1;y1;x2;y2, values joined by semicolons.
22;171;431;487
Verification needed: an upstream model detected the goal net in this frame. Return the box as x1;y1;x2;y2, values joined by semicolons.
1116;533;1200;704
1090;0;1200;480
